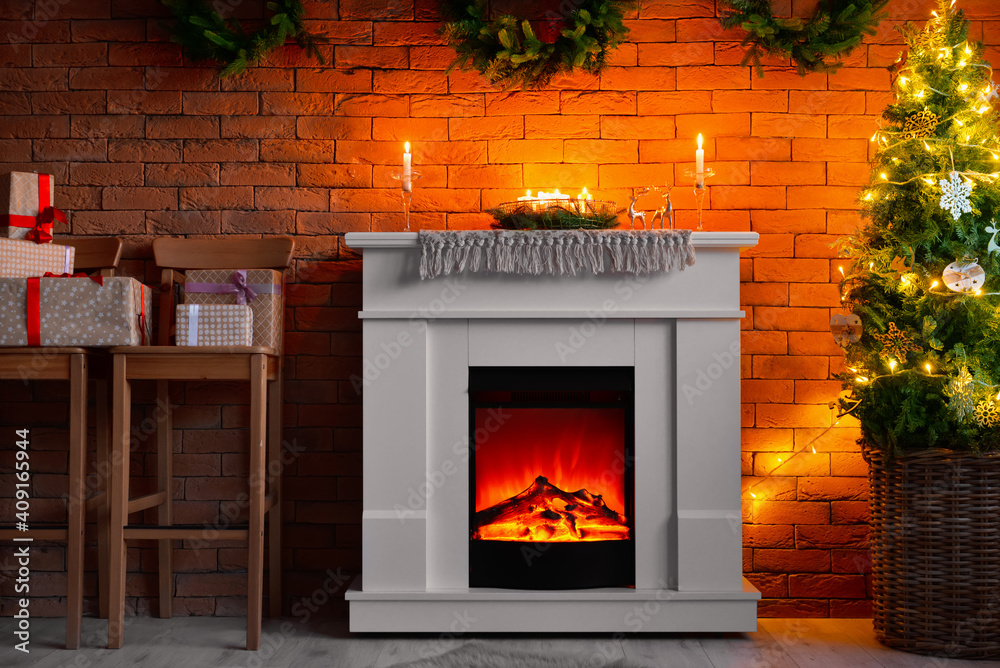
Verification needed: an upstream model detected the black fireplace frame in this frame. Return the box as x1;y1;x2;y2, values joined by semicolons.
468;366;636;590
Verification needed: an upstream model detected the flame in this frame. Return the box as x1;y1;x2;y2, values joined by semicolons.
697;133;703;149
474;408;628;516
404;141;410;153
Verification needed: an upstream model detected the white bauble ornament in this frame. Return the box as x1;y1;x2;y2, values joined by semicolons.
943;257;985;293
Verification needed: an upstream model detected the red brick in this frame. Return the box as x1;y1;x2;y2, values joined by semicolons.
601;67;676;91
746;573;788;598
797;525;869;550
146;163;219;187
33;44;107;67
145;67;217;91
108;43;182;67
755;258;829;282
831;501;870;525
756;404;833;429
758;599;830;617
713;90;788;112
70;114;143;138
262;92;333;116
70;162;143;186
485;91;559;116
789;185;860;209
103;186;176;210
71;19;145;42
297;164;371;188
639;41;714;66
222;116;296;139
741;427;793;452
754;549;830;572
798;477;868;501
184;139;257;162
743;379;794;402
751;162;825;186
182;92;258;115
410;93;483;117
219;163;295;187
677;66;748;90
788;91;866;115
789;574;866;598
69;66;142;90
561;90;636;115
255;187;328;211
717;137;791;161
146;116;219;139
108;139;181;162
179;186;252;210
334;93;409;117
794;379;842;404
831;452;868;477
32;91;106;115
487;140;562;164
451;116;523;141
223;210;295;234
829;68;891;91
107;90;180;114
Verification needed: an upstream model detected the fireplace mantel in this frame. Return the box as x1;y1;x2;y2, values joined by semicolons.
344;230;761;633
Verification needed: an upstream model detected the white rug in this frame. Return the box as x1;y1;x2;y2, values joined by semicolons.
387;641;647;668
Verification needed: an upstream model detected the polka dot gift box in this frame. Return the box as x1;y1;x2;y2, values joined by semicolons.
175;303;253;347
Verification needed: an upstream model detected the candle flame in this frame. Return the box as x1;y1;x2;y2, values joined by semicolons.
404;141;410;153
697;134;703;149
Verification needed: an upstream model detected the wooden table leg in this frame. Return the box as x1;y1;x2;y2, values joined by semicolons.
95;377;110;621
66;354;87;649
156;379;173;619
108;355;130;649
267;371;283;618
247;354;267;650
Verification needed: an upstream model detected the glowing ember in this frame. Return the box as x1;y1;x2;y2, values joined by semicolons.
472;475;630;542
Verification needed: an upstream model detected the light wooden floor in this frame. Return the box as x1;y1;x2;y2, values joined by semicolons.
1;616;997;667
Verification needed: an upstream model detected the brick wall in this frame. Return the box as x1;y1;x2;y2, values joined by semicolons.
1;0;999;619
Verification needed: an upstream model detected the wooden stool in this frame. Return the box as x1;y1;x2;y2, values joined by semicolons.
0;237;123;648
106;237;293;650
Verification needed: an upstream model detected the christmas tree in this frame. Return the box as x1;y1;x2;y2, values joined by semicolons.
840;0;1000;455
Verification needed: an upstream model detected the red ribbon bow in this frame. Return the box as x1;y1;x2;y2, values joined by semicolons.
2;174;67;244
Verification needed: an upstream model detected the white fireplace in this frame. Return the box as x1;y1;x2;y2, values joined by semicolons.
344;231;760;633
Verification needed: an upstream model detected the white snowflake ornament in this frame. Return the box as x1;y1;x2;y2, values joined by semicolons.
978;80;999;105
939;171;973;221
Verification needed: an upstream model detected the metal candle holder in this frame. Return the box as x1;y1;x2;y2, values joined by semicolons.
390;170;422;231
683;167;715;230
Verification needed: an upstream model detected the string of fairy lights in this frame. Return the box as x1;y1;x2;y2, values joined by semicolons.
744;0;1000;509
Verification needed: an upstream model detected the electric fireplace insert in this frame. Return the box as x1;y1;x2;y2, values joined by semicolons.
469;366;635;590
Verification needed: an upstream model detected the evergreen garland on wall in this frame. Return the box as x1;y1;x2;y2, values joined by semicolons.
720;0;890;77
161;0;325;77
439;0;636;90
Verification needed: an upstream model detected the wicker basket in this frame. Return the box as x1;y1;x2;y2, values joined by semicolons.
864;443;1000;659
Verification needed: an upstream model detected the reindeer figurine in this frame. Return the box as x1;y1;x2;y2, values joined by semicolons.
643;186;674;230
629;187;648;229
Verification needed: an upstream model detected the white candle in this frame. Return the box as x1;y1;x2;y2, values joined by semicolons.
696;134;705;188
403;141;412;192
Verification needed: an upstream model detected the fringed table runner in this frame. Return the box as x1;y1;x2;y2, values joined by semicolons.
418;229;695;279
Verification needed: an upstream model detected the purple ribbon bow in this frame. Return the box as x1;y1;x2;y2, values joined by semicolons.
230;270;258;305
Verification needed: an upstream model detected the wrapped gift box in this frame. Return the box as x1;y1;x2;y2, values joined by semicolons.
1;171;66;242
0;275;151;347
183;269;283;350
176;303;253;347
0;238;74;278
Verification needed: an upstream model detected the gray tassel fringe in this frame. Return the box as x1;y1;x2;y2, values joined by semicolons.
418;230;696;279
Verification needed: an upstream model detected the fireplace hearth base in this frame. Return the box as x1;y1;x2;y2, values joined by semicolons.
344;232;761;633
347;578;760;633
